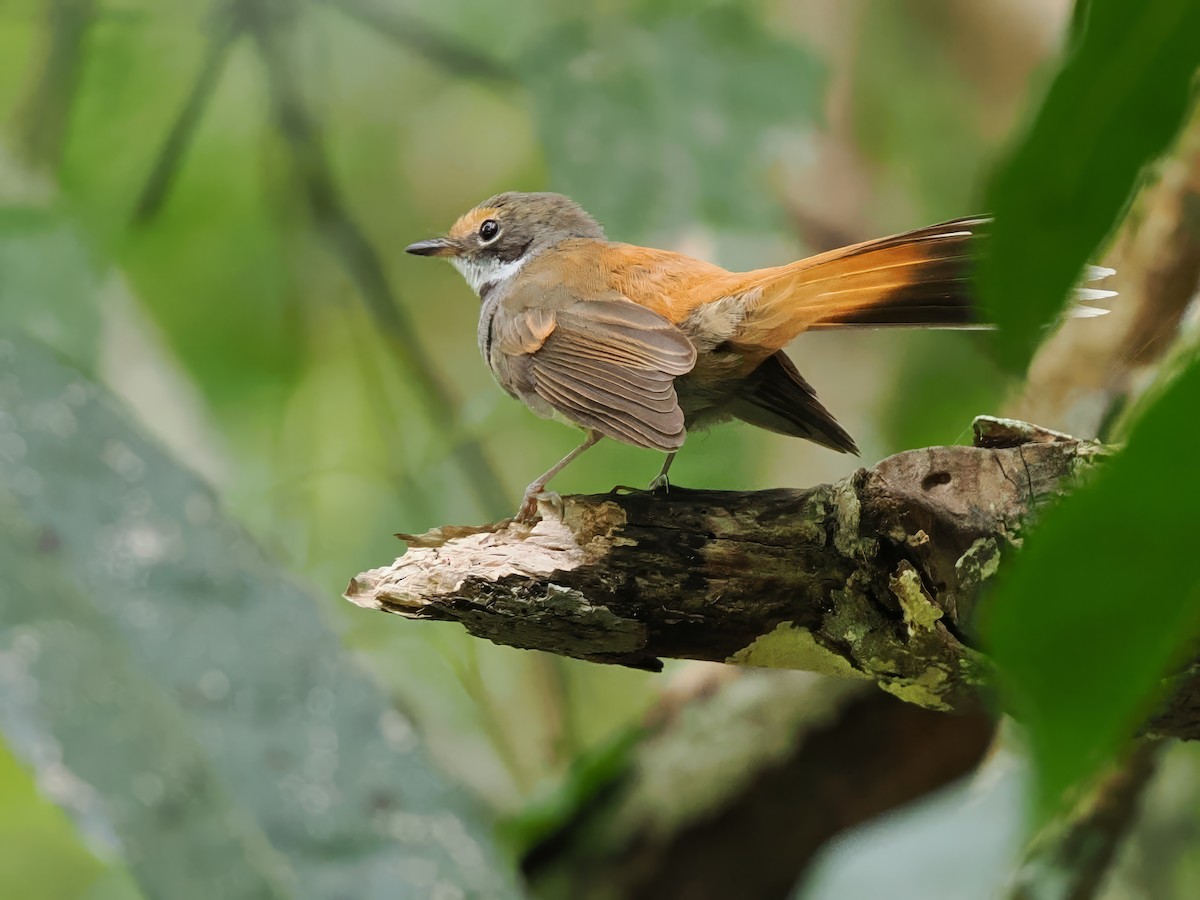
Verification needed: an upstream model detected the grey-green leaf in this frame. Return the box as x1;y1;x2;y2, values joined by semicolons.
0;333;520;899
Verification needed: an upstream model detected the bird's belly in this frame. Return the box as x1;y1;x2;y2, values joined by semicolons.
674;358;745;433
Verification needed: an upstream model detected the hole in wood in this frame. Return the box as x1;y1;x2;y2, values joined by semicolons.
922;471;953;490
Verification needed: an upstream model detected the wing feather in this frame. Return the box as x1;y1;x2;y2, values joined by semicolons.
495;298;695;451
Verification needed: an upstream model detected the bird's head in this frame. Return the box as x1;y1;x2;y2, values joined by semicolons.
405;191;605;296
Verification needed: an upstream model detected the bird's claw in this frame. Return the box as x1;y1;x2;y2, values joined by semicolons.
608;475;671;496
516;489;543;524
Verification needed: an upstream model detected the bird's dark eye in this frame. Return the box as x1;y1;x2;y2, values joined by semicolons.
478;219;500;242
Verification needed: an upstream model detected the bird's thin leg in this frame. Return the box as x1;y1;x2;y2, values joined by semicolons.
517;431;603;522
647;452;677;492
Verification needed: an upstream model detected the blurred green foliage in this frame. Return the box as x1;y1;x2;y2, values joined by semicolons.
980;0;1200;369
978;0;1200;820
497;724;643;861
525;4;824;237
987;352;1200;819
0;208;101;366
0;740;119;899
3;0;1199;897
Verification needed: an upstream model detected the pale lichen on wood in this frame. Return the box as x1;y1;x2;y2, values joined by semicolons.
725;623;870;679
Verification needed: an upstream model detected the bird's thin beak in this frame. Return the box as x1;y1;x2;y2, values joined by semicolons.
405;237;455;257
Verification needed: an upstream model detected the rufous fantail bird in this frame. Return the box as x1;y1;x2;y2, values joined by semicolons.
406;192;1114;522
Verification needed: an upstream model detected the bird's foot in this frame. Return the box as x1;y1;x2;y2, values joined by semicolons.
646;473;671;494
608;475;671;495
516;487;544;524
515;486;568;524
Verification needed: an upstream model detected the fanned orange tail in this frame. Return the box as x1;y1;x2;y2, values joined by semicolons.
731;216;1113;360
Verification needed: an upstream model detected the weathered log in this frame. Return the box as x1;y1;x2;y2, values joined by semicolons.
346;416;1105;714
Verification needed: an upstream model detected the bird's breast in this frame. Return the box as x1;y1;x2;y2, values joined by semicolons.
477;291;519;398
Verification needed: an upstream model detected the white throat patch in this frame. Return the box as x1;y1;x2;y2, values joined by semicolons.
450;255;528;297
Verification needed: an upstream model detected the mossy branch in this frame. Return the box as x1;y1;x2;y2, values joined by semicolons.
350;418;1200;722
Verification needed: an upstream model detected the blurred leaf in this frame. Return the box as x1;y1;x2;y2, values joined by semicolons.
0;206;102;367
57;3;303;411
313;0;519;85
800;751;1025;900
852;0;989;219
80;869;143;900
0;738;128;899
979;0;1200;370
881;333;1007;452
13;0;97;169
1;511;295;898
523;4;824;238
498;725;641;857
0;333;520;898
985;354;1200;819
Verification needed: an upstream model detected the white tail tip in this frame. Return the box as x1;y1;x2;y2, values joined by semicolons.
1074;287;1119;303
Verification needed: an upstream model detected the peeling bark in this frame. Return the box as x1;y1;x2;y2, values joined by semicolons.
347;417;1110;716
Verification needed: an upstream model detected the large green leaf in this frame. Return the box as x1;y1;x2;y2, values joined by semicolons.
0;196;102;368
523;4;824;239
0;333;520;898
979;0;1200;369
985;354;1200;817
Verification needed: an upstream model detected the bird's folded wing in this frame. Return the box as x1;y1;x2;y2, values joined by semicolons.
496;299;696;451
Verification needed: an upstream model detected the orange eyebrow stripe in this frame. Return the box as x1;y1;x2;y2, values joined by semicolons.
449;207;499;239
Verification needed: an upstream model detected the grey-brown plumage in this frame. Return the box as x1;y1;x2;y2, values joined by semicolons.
487;286;695;453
